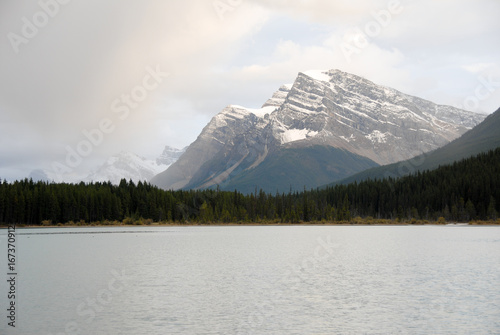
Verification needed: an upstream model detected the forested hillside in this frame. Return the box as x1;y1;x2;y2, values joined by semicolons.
1;148;499;225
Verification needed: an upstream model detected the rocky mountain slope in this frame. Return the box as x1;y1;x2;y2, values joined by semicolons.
336;106;500;185
151;69;485;193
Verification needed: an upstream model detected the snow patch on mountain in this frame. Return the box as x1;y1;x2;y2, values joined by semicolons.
339;134;356;142
366;130;388;144
280;128;319;144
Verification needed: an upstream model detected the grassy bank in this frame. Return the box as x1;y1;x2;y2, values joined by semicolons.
2;216;500;228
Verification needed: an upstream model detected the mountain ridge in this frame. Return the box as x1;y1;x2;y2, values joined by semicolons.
151;69;485;192
334;106;500;185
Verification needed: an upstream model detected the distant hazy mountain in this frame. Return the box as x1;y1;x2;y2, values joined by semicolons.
151;69;485;193
28;169;52;183
336;106;500;185
84;151;168;185
29;146;185;185
156;145;187;165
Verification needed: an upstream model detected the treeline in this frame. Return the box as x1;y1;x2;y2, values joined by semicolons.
1;148;499;225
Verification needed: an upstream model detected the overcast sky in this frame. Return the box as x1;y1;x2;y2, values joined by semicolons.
1;0;499;181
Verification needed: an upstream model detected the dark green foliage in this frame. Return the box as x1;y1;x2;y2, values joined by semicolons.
1;148;499;224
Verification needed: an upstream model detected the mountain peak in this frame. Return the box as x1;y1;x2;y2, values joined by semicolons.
156;146;186;166
85;151;166;185
151;69;486;192
302;70;332;82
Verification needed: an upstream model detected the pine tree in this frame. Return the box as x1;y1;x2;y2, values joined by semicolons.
465;200;476;221
487;196;497;220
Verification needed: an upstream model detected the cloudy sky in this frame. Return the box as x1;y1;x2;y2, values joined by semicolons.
1;0;499;181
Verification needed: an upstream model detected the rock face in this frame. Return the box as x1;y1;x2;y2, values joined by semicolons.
151;69;486;193
339;106;500;185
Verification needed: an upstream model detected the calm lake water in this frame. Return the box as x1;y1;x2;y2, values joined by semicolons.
1;225;499;334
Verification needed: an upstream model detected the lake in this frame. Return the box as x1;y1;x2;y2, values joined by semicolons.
1;225;499;334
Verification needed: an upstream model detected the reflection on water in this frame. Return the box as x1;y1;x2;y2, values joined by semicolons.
1;225;499;334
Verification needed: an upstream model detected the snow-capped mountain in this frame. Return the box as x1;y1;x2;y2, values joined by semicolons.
29;146;185;185
84;151;169;185
156;146;187;165
85;146;186;185
151;69;486;193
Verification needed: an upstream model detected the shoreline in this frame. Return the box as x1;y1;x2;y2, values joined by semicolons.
1;221;499;229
